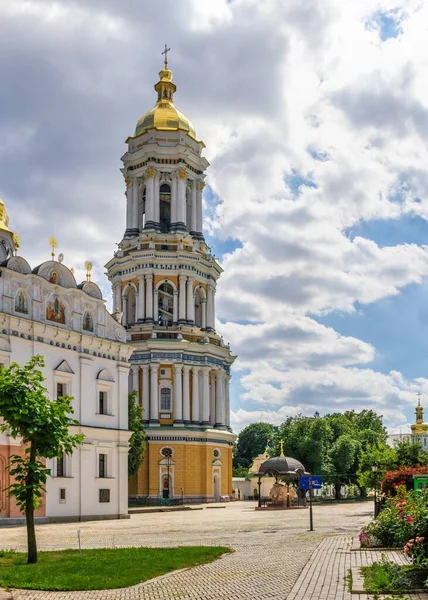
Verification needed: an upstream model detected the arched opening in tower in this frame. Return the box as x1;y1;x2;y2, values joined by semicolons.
159;184;171;232
158;282;174;324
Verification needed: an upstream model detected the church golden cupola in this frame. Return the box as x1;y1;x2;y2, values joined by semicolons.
106;49;236;504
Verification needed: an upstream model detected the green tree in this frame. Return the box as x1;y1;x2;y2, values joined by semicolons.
128;391;146;476
394;437;428;467
357;442;397;489
232;465;249;478
233;422;276;470
329;433;360;499
0;356;83;564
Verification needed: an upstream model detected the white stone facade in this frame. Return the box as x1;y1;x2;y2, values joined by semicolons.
0;248;132;521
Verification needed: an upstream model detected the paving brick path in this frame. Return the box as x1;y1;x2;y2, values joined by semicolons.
2;502;425;600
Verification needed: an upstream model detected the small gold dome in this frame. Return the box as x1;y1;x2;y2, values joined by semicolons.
134;62;196;139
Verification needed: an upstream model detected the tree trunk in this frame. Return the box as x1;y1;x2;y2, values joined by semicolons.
26;442;38;564
335;482;342;500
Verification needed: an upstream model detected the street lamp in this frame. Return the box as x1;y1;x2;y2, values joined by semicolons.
372;463;378;517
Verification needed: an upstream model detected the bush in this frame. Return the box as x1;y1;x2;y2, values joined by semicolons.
360;487;428;551
382;467;428;496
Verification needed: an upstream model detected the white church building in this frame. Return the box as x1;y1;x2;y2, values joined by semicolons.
0;201;132;521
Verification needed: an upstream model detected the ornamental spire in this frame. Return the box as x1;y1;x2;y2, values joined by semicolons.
416;392;424;424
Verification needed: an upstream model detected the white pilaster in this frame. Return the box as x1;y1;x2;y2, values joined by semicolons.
137;276;145;321
173;364;183;424
191;367;200;424
154;174;160;224
201;298;207;330
150;363;159;424
145;274;153;321
178;275;186;323
201;367;210;425
210;371;216;426
225;374;231;428
215;371;225;427
186;277;194;323
173;290;178;323
132;179;139;230
191;180;197;232
171;175;177;224
207;283;215;330
177;169;187;227
131;366;139;401
121;291;127;326
182;366;191;424
145;169;155;226
125;180;132;232
142;365;149;423
153;289;159;323
196;183;203;233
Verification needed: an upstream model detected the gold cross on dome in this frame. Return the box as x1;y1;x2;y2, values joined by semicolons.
417;391;422;405
279;440;284;457
162;44;171;68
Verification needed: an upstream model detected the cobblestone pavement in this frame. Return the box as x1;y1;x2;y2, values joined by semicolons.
287;535;428;600
0;502;379;600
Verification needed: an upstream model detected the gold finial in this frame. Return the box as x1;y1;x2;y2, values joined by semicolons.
162;44;171;69
279;440;285;458
84;261;93;282
48;236;58;260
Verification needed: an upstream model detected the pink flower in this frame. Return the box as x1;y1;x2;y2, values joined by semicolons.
406;517;413;522
404;547;409;553
409;538;415;543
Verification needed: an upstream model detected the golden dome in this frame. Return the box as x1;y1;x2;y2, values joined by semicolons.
134;58;196;139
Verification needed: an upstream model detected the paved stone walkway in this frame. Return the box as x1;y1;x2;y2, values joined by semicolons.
1;502;426;600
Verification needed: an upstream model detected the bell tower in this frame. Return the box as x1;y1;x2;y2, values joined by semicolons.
106;50;236;503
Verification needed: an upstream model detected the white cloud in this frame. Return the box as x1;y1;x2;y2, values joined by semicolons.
1;0;428;433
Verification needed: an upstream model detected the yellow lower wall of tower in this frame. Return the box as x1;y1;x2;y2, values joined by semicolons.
129;440;233;501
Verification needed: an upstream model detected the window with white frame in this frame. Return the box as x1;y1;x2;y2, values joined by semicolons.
59;488;66;503
99;391;107;415
56;454;66;477
160;388;171;411
98;453;107;478
57;382;66;399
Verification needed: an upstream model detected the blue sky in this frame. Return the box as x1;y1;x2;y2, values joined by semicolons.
2;0;428;432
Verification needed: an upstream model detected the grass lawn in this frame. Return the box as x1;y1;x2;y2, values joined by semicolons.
361;560;427;595
0;546;231;591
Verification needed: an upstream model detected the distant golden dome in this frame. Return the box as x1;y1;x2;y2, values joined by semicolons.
134;63;196;139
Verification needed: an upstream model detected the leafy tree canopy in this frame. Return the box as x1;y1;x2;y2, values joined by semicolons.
233;422;277;470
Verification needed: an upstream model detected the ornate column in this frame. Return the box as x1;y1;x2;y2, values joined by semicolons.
153;289;159;323
190;180;197;234
113;281;121;312
144;167;156;229
142;365;149;424
182;366;191;424
145;274;153;321
215;371;225;428
178;275;187;323
176;168;187;232
137;276;145;321
191;367;200;424
225;374;231;428
173;364;183;424
149;363;159;425
186;277;194;323
196;181;204;234
201;366;210;425
201;298;207;330
209;371;216;426
173;290;178;323
125;177;133;236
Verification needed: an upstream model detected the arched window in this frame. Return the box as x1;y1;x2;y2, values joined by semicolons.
160;388;171;411
158;282;174;324
194;287;205;328
126;287;136;326
159;184;171;232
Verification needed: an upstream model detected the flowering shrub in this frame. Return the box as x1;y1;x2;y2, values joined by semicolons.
360;487;428;552
382;467;428;495
404;537;425;566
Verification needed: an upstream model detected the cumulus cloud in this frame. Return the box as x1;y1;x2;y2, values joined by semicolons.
1;0;428;432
